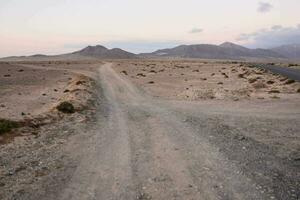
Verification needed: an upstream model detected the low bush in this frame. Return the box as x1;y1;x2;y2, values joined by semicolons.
285;79;295;85
248;78;257;83
56;101;75;114
0;119;19;135
253;81;267;89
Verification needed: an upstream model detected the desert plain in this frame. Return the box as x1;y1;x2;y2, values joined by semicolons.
0;59;300;200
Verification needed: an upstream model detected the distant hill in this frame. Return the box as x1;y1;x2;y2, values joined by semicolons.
71;45;137;59
2;42;300;61
0;45;136;61
140;42;284;59
271;44;300;59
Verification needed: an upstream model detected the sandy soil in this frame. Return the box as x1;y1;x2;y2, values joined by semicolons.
0;60;299;200
0;62;73;120
0;61;101;120
114;60;300;101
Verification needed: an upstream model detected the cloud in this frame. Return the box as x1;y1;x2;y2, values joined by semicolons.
189;28;203;34
237;25;300;48
257;2;273;13
271;25;283;30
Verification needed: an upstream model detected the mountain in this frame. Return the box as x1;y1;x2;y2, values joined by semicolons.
141;42;285;59
0;45;136;61
2;42;299;61
71;45;136;59
271;44;300;59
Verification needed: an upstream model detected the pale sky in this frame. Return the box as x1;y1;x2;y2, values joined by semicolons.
0;0;299;57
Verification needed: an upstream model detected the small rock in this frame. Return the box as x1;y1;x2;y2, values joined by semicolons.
238;74;244;78
32;132;39;136
136;73;146;77
76;80;85;85
121;70;128;75
268;90;280;94
235;135;246;141
7;170;14;176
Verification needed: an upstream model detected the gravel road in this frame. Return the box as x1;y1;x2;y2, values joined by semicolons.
54;63;299;200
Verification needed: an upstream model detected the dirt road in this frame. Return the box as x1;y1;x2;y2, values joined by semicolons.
49;63;298;200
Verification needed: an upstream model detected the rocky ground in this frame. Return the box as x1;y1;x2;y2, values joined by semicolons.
0;60;299;200
114;60;300;101
0;61;100;199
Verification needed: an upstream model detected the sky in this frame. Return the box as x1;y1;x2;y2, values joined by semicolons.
0;0;299;57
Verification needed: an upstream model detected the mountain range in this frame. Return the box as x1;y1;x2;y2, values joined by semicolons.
140;42;299;60
1;42;300;61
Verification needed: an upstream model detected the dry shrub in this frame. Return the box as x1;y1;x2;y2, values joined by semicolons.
56;101;75;114
248;78;257;83
268;90;280;93
266;80;275;85
0;119;19;135
252;81;267;89
285;79;295;85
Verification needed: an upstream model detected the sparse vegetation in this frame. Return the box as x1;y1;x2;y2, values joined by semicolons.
285;79;295;85
56;101;75;114
248;78;257;83
76;80;85;85
0;119;19;135
270;95;280;99
238;74;244;78
268;90;280;93
253;81;267;89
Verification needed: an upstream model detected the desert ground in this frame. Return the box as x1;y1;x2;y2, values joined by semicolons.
0;59;300;200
